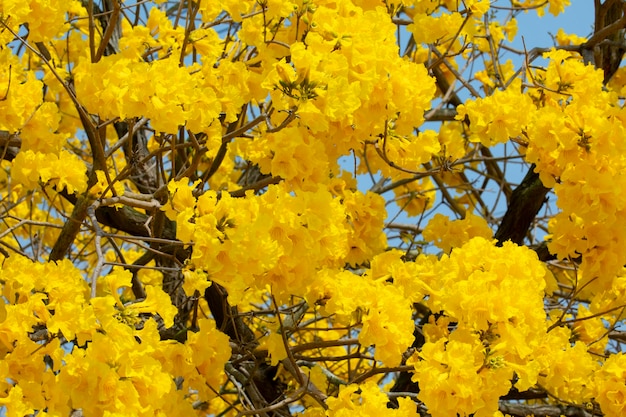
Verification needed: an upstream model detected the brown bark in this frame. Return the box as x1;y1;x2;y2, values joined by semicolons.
494;165;550;246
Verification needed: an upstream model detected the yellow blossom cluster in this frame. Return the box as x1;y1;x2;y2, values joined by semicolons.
409;237;553;416
73;55;222;134
594;353;626;415
0;255;230;417
310;267;415;366
455;47;626;297
8;102;87;193
11;149;87;194
0;0;76;44
403;236;623;416
524;49;626;293
514;0;571;16
422;213;492;253
251;1;435;164
0;47;88;193
240;125;331;190
164;179;387;303
0;50;43;133
301;381;418;417
456;79;535;147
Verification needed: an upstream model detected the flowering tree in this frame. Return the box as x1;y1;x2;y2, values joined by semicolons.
1;0;626;416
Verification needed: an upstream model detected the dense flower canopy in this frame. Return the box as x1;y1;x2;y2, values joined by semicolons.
1;0;626;416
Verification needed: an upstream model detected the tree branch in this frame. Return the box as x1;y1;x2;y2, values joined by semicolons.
494;164;550;245
499;402;595;417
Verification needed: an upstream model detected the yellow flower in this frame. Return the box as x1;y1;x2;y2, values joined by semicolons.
0;385;35;417
47;301;97;347
423;213;493;253
89;170;125;198
456;79;535;146
20;102;67;154
572;305;609;355
409;12;465;45
187;318;231;388
546;0;571;16
162;177;200;220
555;28;587;46
181;268;211;296
126;285;178;328
594;353;626;415
263;332;288;366
103;267;133;307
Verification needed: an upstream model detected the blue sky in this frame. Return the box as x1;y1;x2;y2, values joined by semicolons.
514;2;595;49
